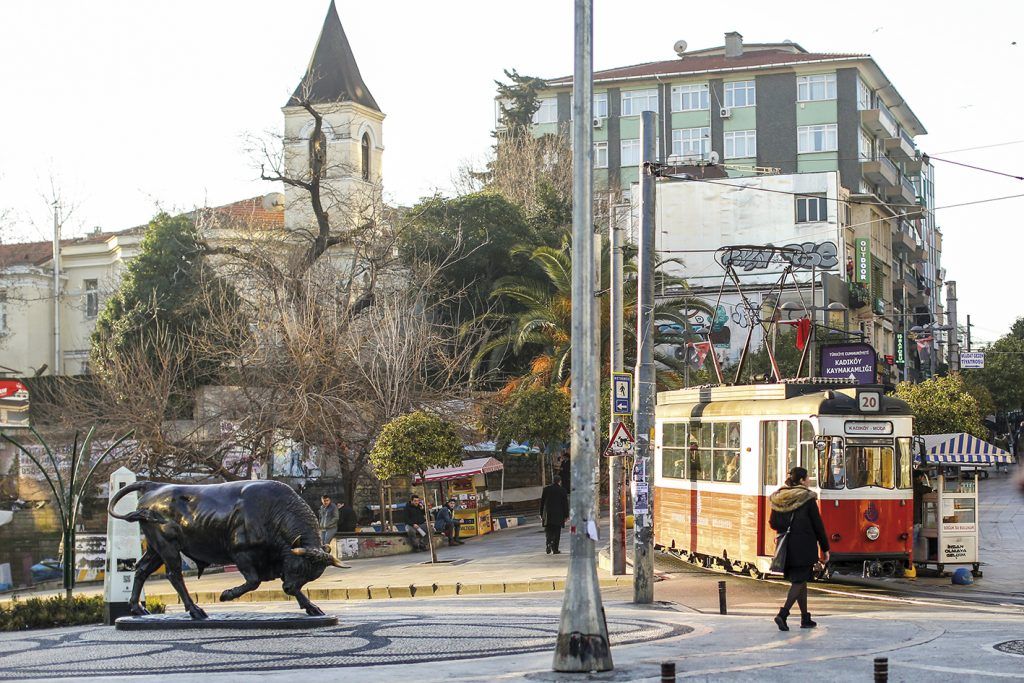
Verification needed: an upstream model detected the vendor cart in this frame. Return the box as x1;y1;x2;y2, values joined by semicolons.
414;457;504;538
916;433;1015;576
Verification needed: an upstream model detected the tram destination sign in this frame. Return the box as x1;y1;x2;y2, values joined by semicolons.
819;343;877;385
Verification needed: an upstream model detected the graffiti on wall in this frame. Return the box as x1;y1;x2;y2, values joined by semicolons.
718;242;838;272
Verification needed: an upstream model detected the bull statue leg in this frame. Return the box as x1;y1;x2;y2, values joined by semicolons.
219;553;262;603
149;535;207;620
128;548;164;616
282;581;324;617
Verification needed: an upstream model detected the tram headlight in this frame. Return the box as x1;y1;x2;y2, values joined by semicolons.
865;525;880;541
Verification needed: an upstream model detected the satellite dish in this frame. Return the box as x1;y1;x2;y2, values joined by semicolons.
708;150;721;165
673;40;688;57
262;192;286;212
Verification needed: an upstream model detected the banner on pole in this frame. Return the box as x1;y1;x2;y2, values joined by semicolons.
854;238;871;285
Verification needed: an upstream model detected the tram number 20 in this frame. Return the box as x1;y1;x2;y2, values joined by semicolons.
858;392;881;412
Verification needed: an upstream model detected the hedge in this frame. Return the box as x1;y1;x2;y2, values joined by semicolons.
0;595;166;631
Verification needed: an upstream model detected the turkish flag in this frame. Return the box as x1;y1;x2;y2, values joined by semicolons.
795;317;812;351
915;336;933;353
689;341;712;370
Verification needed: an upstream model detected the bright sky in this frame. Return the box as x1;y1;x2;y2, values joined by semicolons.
0;1;1020;340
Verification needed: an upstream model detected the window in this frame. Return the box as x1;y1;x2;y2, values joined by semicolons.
671;127;709;160
687;422;740;482
856;77;872;111
361;133;371;182
661;422;689;479
795;195;828;223
761;421;780;487
797;124;838;153
724;80;756;108
724;130;756;158
691;423;713;481
594;92;608;119
785;420;816;485
0;290;6;333
532;97;558;124
621;88;658;116
84;279;99;318
845;440;895;489
671;83;709;112
621;138;641;166
594;141;608;168
797;73;837;102
896;438;913;489
858;129;874;161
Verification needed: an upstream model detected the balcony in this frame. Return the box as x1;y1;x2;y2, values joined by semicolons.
861;108;898;139
900;174;918;206
883;133;917;164
862;155;899;189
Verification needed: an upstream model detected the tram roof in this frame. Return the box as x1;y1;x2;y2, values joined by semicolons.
656;382;912;419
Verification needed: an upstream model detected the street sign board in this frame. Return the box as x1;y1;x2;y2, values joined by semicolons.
604;421;635;457
960;352;985;369
854;238;871;284
612;372;632;415
819;343;877;384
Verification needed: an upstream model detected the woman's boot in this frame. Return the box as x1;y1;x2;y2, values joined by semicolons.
800;612;817;628
774;608;790;631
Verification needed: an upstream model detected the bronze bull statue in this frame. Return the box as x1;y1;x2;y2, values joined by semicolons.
108;479;346;619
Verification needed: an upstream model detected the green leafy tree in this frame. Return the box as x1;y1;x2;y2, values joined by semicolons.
494;68;546;136
369;411;463;562
894;374;987;437
490;385;570;484
729;328;805;384
973;333;1024;413
91;212;240;398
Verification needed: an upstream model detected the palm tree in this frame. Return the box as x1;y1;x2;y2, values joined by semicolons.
472;237;716;390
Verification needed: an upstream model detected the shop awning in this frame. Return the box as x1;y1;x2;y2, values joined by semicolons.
921;433;1015;465
414;457;505;483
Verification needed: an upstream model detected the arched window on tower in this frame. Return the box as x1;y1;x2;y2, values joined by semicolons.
361;133;371;181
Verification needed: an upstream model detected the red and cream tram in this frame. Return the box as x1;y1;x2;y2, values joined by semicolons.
653;381;916;577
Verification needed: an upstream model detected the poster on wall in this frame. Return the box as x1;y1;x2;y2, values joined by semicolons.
819;343;877;384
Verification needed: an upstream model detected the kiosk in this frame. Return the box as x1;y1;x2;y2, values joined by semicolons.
916;433;1015;576
415;457;504;538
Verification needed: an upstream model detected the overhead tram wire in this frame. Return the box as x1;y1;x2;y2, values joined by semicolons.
927;156;1024;181
933;140;1024;154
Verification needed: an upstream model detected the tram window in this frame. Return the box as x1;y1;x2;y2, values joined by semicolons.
761;421;780;487
846;444;895;489
691;423;713;481
821;439;846;489
661;423;688;479
800;421;817;484
895;438;913;489
786;421;799;473
712;422;741;483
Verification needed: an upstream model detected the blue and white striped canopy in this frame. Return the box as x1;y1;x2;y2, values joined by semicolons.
922;433;1015;465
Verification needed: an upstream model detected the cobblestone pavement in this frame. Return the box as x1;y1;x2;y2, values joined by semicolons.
2;593;1024;682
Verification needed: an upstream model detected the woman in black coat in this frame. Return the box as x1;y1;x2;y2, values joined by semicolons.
769;466;830;631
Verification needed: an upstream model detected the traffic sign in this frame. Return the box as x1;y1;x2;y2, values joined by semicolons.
612;372;632;415
961;352;985;369
604;421;635;457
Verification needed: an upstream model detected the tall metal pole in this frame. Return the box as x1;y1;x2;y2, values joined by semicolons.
902;283;909;382
609;213;625;576
52;201;61;375
947;280;959;373
554;0;613;672
633;110;656;605
966;314;972;352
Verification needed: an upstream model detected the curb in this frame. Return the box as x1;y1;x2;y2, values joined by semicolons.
145;576;635;605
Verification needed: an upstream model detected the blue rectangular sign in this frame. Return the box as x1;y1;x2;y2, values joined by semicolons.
613;372;632;416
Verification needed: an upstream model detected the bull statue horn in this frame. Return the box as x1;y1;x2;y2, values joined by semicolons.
330;555;350;569
291;535;303;548
291;547;307;556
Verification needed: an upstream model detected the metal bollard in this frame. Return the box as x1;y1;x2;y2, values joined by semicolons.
660;661;676;682
718;580;727;615
874;657;888;682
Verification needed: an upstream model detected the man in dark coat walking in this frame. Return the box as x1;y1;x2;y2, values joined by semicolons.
541;475;570;554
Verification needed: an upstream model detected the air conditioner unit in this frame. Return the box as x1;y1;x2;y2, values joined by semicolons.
592;117;603;128
719;107;732;118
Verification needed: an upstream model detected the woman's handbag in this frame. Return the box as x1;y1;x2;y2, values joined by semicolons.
769;513;795;574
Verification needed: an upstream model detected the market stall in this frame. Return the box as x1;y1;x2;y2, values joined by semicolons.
415;457;504;538
916;433;1015;575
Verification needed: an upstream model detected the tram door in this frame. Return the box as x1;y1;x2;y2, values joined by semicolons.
758;421;781;556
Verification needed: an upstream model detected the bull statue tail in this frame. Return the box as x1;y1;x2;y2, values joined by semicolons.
107;480;165;523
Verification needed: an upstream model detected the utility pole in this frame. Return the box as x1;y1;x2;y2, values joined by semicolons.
52;201;62;375
553;0;612;672
633;109;656;605
947;280;959;373
608;211;626;576
966;314;972;352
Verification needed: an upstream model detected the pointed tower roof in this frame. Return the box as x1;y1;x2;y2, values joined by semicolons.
287;1;380;112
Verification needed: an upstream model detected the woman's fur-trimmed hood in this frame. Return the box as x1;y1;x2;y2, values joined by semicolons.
769;485;817;513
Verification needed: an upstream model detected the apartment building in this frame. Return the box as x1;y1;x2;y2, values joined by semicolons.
529;32;943;380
